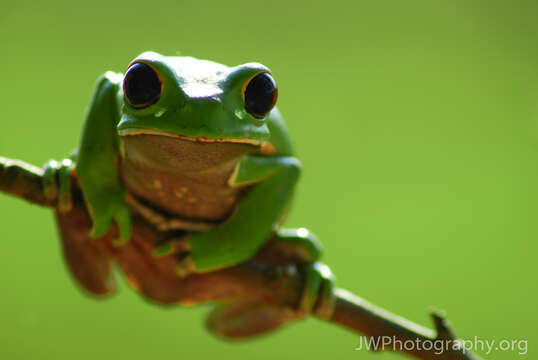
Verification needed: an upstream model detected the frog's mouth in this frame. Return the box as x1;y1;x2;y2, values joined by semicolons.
119;128;262;174
118;128;263;146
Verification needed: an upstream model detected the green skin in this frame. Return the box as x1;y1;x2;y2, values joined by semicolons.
46;52;333;324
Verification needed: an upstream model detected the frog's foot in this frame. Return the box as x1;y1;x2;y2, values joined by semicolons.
89;193;132;246
267;229;334;317
297;262;335;319
43;159;75;213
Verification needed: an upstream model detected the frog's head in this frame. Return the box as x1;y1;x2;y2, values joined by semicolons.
117;51;278;147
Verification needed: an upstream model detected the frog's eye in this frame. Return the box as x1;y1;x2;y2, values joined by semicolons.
123;63;162;108
243;72;278;119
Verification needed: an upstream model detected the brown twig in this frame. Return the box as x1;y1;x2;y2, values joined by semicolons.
0;156;483;360
0;156;54;206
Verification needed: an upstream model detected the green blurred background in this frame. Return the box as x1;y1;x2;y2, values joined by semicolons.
1;0;537;359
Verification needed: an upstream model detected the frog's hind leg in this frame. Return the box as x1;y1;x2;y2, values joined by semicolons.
46;153;115;296
55;204;115;296
207;296;296;339
207;228;335;339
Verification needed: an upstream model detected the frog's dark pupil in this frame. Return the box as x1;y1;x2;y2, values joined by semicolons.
244;73;277;119
124;63;161;108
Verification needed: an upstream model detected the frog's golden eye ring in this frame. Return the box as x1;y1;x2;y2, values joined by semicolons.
123;62;162;109
243;72;278;119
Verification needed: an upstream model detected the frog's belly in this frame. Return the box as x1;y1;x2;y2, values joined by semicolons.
120;134;256;221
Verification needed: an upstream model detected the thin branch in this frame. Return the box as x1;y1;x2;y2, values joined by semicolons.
0;156;53;207
0;156;483;360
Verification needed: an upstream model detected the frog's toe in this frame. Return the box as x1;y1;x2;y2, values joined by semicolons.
43;160;60;201
111;203;132;246
151;238;195;277
88;194;133;244
43;159;74;213
298;262;336;319
273;227;323;263
152;236;190;258
150;236;193;278
152;241;175;257
175;253;196;278
90;216;113;239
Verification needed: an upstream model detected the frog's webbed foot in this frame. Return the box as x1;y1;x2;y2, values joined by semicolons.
43;159;75;213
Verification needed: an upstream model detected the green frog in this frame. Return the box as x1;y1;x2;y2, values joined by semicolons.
43;52;334;336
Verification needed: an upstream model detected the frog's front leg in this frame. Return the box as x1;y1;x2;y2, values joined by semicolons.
179;155;301;274
76;72;132;244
